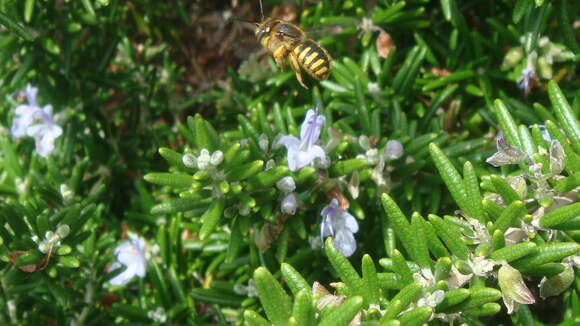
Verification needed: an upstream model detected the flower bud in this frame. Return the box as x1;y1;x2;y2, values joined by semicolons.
539;262;574;298
45;231;56;242
367;82;380;95
210;150;224;166
537;56;552;79
60;184;74;203
276;176;296;193
507;176;527;199
56;224;70;239
366;148;379;165
265;159;276;170
197;149;211;170
498;264;535;314
258;134;269;152
38;241;50;254
418;290;445;307
502;47;524;69
358;135;371;151
385;140;403;160
549;140;565;175
182;153;197;168
281;193;297;215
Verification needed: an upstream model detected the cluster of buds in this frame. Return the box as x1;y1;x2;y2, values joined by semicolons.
277;176;297;215
32;224;70;254
502;37;574;94
182;149;224;171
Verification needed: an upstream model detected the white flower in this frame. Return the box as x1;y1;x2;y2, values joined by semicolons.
278;108;327;171
109;234;147;286
320;199;359;257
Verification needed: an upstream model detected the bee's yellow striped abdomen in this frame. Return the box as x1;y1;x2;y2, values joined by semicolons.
294;40;331;81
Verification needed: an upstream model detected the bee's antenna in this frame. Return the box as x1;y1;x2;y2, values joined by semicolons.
234;16;259;26
258;0;265;21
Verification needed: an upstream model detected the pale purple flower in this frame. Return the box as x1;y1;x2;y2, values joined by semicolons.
11;84;62;156
320;199;359;257
517;53;536;96
11;84;41;138
26;105;63;157
278;109;327;171
109;234;147;286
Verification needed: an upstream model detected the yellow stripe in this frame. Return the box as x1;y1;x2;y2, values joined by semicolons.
309;58;325;70
273;46;286;58
303;51;319;65
299;47;311;61
314;66;329;76
293;46;302;54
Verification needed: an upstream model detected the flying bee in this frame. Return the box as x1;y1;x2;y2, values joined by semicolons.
254;11;331;89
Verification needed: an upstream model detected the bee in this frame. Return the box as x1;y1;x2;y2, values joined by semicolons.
254;5;331;89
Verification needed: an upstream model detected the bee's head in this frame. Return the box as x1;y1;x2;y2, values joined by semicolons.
255;18;278;41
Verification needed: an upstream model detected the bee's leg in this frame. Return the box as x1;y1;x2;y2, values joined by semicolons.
289;52;308;89
272;46;287;70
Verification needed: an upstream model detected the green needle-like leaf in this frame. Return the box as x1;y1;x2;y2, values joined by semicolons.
199;199;225;240
494;99;521;148
292;290;314;326
429;143;469;213
490;242;537;262
324;238;364;295
380;282;424;322
144;173;193;188
490;175;521;204
540;202;580;228
254;267;292;326
437;288;470;311
318;296;363;326
463;161;486;222
410;213;432;268
362;254;381;304
392;249;414;285
244;310;271;326
548;81;580;153
380;194;416;262
281;263;310;296
397;306;433;326
492;200;525;233
428;214;468;260
511;242;580;271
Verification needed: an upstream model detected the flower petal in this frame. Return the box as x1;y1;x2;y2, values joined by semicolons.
333;229;356;257
340;211;359;233
320;215;334;239
277;135;300;149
